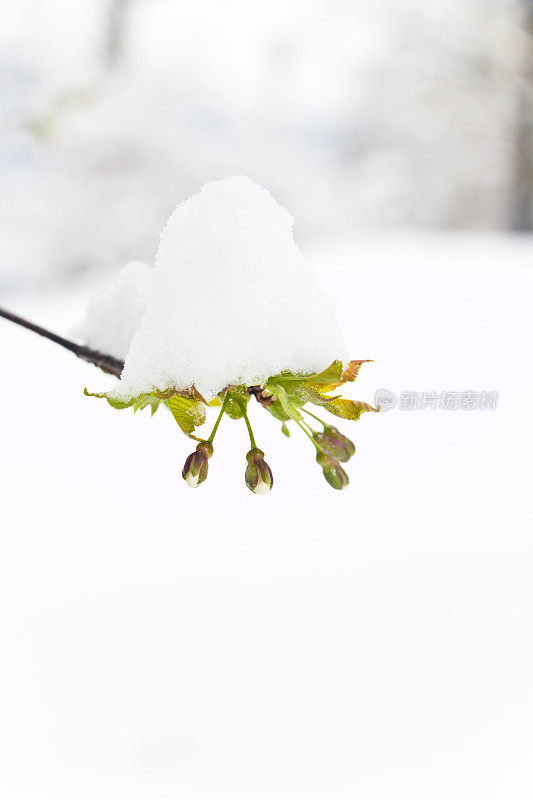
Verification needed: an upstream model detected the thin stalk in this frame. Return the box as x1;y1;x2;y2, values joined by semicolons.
295;418;321;452
302;407;327;427
207;396;229;443
300;418;315;434
239;402;257;449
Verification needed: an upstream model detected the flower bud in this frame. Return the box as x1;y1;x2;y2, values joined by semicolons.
322;425;356;460
313;431;352;462
316;450;349;490
245;448;274;495
182;440;213;488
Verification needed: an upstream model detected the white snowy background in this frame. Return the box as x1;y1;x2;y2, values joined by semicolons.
1;2;532;799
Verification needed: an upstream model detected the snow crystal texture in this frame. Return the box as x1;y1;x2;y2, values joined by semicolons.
115;177;346;400
72;261;152;361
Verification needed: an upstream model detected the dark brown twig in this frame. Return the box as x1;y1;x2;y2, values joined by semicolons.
0;306;278;396
0;305;124;377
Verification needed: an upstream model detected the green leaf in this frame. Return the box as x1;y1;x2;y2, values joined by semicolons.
267;358;368;391
266;369;304;384
84;388;138;410
133;395;161;415
281;422;291;437
224;400;244;419
265;398;290;422
291;383;340;406
223;387;250;419
322;398;378;421
165;394;206;436
304;359;371;391
309;360;344;385
85;387;206;436
266;383;303;422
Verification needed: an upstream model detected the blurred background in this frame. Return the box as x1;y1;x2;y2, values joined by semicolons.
1;0;533;284
1;3;532;800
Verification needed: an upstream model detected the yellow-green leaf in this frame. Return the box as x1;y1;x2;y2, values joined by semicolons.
165;395;206;436
314;359;372;391
293;383;340;406
83;388;137;410
133;394;161;415
310;360;344;385
323;398;378;421
222;387;250;419
341;359;372;383
269;383;303;421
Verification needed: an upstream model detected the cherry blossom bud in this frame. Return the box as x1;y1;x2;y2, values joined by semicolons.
245;447;273;495
316;450;349;490
313;431;352;462
323;424;356;460
182;440;213;488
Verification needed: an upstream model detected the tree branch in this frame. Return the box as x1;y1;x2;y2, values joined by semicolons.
1;306;273;398
0;305;124;377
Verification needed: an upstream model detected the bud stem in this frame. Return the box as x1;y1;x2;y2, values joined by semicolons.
295;419;321;453
207;396;230;443
301;419;316;434
238;402;257;449
302;408;328;428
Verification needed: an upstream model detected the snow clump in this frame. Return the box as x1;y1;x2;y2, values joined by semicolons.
83;176;346;399
72;260;152;361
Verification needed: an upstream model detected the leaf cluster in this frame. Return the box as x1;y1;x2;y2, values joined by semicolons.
262;359;377;435
84;359;377;439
